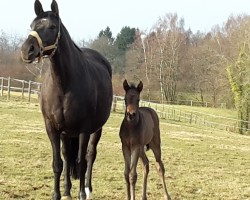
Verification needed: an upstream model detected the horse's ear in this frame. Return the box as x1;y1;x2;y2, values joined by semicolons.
123;79;130;92
137;81;143;93
34;0;44;16
51;0;59;16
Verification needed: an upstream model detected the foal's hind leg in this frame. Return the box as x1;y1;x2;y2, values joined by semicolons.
140;152;149;200
150;142;171;200
85;129;102;199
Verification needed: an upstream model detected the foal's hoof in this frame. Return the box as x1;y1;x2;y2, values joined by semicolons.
61;196;72;200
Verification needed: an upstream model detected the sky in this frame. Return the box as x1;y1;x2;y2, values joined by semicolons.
0;0;250;41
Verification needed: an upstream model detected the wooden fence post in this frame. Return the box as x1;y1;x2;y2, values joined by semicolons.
0;77;3;97
22;80;25;99
189;113;193;124
7;77;11;100
28;81;31;102
112;95;117;112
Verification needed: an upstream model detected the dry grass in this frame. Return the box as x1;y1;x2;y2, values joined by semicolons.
0;99;250;199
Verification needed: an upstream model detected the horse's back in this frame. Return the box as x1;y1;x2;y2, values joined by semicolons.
81;48;112;77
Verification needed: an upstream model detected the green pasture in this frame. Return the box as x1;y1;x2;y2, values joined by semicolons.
0;99;250;199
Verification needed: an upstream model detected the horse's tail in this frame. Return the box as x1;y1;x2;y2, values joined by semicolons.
68;137;80;179
144;144;150;151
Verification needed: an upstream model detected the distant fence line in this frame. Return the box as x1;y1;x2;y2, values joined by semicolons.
143;99;226;109
112;95;249;133
1;77;248;133
0;77;41;101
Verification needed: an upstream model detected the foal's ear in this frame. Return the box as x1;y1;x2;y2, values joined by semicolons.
51;0;59;16
34;0;44;16
123;79;130;92
137;81;143;93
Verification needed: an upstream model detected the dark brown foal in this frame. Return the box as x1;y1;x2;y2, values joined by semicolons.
119;80;171;200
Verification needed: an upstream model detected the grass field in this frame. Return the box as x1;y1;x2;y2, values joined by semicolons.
1;99;250;200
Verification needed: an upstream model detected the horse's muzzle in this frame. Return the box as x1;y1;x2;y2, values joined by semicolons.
21;35;41;63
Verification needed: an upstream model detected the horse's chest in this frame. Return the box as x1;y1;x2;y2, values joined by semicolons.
45;96;91;132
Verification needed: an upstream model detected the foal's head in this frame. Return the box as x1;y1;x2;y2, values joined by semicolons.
21;0;61;63
123;80;143;122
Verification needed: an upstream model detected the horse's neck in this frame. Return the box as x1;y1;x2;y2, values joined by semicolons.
49;29;82;88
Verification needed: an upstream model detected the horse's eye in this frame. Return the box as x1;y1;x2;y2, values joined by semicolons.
49;25;56;30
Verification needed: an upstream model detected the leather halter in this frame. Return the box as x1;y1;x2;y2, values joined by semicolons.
26;18;61;62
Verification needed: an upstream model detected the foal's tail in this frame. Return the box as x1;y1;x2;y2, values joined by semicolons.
68;138;80;179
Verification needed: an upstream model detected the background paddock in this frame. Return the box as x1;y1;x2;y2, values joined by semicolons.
0;99;250;199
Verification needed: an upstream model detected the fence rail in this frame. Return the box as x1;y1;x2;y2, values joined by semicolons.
0;77;42;101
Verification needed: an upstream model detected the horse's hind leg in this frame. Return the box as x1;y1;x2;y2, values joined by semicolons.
140;152;149;200
85;128;102;199
150;142;171;200
78;132;91;200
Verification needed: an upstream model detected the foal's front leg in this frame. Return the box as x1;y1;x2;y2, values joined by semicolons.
140;152;149;200
129;146;142;200
122;145;131;200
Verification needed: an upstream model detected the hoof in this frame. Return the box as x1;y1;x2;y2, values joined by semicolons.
85;187;93;200
61;196;72;200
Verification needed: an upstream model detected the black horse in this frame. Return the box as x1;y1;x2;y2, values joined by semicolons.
119;80;171;200
21;1;113;200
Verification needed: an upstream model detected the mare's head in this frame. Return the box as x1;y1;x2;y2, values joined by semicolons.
123;80;143;122
21;0;61;63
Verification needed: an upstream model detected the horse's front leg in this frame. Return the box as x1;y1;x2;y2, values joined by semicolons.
130;146;142;200
122;145;131;200
45;120;63;200
61;135;73;200
78;132;91;200
85;129;102;199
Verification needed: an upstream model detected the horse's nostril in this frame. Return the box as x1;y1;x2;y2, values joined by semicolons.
29;45;35;54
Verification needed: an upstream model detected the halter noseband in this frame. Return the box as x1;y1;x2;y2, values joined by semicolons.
28;18;61;62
